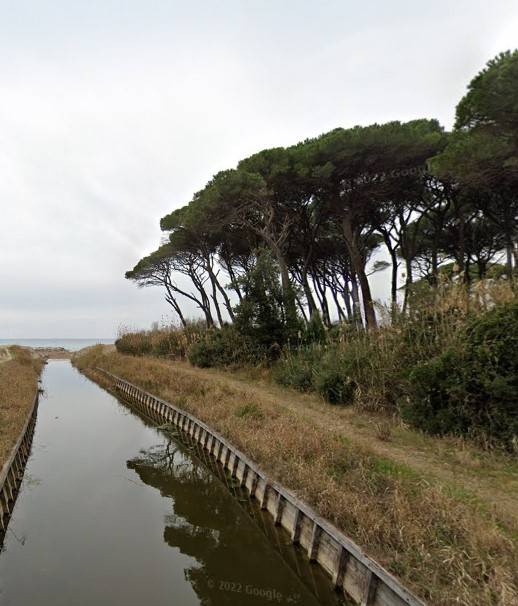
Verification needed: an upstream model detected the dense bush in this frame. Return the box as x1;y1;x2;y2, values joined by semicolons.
233;250;302;349
187;325;265;368
115;332;153;356
403;302;518;449
273;348;320;391
274;346;357;405
115;321;206;358
312;356;357;404
115;282;517;447
273;289;518;433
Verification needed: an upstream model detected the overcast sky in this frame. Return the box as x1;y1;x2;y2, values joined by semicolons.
1;1;517;338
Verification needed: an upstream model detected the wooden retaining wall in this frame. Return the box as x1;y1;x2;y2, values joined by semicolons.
99;368;426;606
0;392;39;533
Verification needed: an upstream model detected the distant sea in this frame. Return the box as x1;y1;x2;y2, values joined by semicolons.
0;338;114;352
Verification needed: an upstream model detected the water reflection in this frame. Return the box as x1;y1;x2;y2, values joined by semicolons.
0;361;347;606
127;434;346;606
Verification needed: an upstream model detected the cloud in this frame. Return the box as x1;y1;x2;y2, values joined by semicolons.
0;0;517;337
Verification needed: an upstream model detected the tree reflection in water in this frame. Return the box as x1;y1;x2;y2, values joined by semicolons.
126;433;346;606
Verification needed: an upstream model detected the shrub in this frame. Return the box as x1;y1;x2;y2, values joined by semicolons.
403;302;518;449
115;321;207;359
150;328;189;358
312;358;356;405
274;346;356;404
300;312;327;345
273;348;318;391
187;326;264;368
115;332;152;356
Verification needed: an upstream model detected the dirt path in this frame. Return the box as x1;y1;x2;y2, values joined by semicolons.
170;361;518;532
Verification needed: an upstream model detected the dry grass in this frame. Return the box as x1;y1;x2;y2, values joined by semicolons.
0;346;43;468
75;346;518;606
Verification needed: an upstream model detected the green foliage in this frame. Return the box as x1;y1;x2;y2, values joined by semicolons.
115;321;206;358
301;312;327;344
119;50;518;450
124;250;304;369
274;346;357;405
371;457;419;481
234;402;264;420
274;285;518;439
115;332;153;356
273;348;319;391
403;303;518;449
312;356;357;404
234;249;302;350
187;325;264;368
455;50;518;135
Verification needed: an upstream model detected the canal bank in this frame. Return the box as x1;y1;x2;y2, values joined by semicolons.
102;369;426;606
72;346;518;606
0;346;43;535
0;360;344;606
0;347;42;472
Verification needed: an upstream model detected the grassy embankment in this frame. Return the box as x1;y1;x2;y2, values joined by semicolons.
75;345;518;606
0;346;43;470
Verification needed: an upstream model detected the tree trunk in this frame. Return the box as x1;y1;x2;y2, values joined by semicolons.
342;286;352;321
477;259;486;280
380;231;398;315
431;246;438;286
302;272;318;316
273;248;298;328
295;294;308;323
402;256;413;315
349;275;363;328
209;274;224;326
342;217;377;329
190;272;214;327
385;245;398;320
210;267;235;321
165;293;186;328
330;287;346;322
255;228;298;328
506;242;514;278
164;279;187;328
311;274;331;327
225;263;243;302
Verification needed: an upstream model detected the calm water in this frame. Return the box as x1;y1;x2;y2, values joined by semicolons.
0;361;345;606
0;338;114;351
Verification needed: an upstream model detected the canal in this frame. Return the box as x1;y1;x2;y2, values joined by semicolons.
0;360;346;606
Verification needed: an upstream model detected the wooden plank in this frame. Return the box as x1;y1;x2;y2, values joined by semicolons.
260;483;269;510
240;464;248;488
224;446;231;469
361;570;378;606
274;492;284;525
333;547;349;589
308;523;322;561
232;454;239;477
249;472;258;498
291;508;303;544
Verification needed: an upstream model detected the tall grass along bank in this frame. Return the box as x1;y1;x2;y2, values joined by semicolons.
115;281;518;451
75;346;518;606
0;347;43;469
